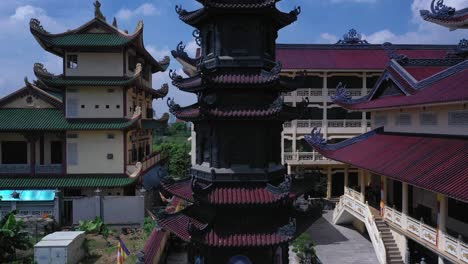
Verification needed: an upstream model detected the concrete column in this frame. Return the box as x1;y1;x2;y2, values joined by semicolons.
287;164;292;175
30;139;36;175
53;189;61;225
344;165;349;189
281;133;285;165
95;188;102;220
292;121;297;153
359;169;365;202
323;73;328;139
362;73;368;133
326;167;332;199
402;182;409;232
437;194;448;255
11;201;17;211
381;175;387;215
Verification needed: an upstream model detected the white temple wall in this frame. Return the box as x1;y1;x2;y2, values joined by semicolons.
66;131;123;174
3;94;54;109
66;87;124;118
65;52;124;77
372;104;467;136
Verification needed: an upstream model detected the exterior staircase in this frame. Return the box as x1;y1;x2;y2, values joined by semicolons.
374;216;405;264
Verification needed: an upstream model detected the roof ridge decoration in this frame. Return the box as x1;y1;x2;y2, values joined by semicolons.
167;97;182;113
187;218;209;238
30;18;49;34
169;69;184;82
94;1;106;21
331;82;352;103
175;5;188;16
383;42;409;64
266;175;292;194
172;41;200;67
420;0;456;19
304;128;327;147
277;218;296;237
261;61;282;78
336;29;369;45
448;38;468;58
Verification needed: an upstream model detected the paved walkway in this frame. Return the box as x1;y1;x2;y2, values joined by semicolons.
307;210;379;264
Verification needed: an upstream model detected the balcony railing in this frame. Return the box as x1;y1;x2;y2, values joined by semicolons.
0;164;63;174
35;164;63;174
328;120;363;128
0;164;30;174
284;152;326;163
384;206;468;263
328;89;362;97
126;151;167;177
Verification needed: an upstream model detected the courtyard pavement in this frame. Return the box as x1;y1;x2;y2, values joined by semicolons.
307;210;379;264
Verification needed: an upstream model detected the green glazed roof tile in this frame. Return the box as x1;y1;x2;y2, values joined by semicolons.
0;108;137;131
0;175;136;189
43;34;132;47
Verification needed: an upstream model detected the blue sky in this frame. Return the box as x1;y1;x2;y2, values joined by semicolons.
0;0;466;114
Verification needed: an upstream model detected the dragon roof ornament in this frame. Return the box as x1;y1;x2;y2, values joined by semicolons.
304;127;327;147
277;218;297;237
167;97;181;113
267;175;292;194
30;18;49;34
290;6;301;16
331;82;352;103
383;42;409;64
420;0;456;19
169;69;184;82
193;30;202;46
34;63;55;78
336;29;369;45
175;5;188;16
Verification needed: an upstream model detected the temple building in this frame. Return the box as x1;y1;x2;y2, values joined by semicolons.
305;1;468;262
277;29;456;201
154;0;318;263
0;1;169;226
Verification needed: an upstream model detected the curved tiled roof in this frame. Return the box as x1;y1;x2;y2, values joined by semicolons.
197;0;278;9
305;129;468;203
0;108;140;131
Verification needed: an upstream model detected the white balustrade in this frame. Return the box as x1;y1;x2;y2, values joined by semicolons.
35;164;63;174
0;164;31;174
283;152;326;163
337;189;386;264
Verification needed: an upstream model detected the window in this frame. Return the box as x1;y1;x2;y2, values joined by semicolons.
116;105;120;109
106;105;110;109
81;105;85;109
448;110;468;126
420;112;437;126
1;141;27;164
107;134;115;139
107;88;115;93
396;113;411;126
67;55;78;69
128;55;137;71
107;154;114;160
50;141;63;164
95;105;99;109
67;98;78;117
374;115;387;127
67;133;78;139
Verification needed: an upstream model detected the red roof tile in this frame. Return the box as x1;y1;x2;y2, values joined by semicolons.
311;130;468;202
276;45;451;70
142;229;167;264
162;180;194;202
341;65;468;110
404;66;449;81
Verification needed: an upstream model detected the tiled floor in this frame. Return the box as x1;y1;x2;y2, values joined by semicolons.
307;210;379;264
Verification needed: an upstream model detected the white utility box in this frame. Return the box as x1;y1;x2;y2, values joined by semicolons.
34;231;85;264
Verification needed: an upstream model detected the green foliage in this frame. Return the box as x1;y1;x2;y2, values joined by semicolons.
143;217;157;238
0;211;32;262
78;217;112;238
157;142;190;179
292;233;318;264
167;122;189;137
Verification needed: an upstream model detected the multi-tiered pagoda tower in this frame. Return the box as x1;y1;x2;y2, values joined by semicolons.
159;1;316;263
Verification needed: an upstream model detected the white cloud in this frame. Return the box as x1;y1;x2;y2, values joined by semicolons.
319;33;338;44
146;45;170;60
116;3;160;20
10;5;45;21
318;0;468;45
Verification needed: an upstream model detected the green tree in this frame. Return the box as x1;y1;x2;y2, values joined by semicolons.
292;233;319;264
0;211;32;262
158;142;190;178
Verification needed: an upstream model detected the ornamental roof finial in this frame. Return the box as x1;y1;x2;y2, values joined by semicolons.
336;28;369;45
112;17;118;28
332;82;352;103
94;1;106;21
305;127;327;147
